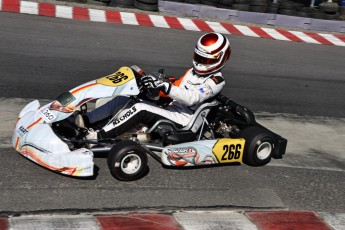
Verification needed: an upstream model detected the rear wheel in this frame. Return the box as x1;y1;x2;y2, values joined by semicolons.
240;126;274;166
107;140;148;181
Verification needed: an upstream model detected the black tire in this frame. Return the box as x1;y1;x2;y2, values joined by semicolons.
296;11;311;17
239;126;275;167
279;8;296;16
219;0;233;5
250;5;267;12
218;3;233;8
293;3;305;11
232;3;250;11
267;7;278;13
133;0;158;11
319;2;339;13
279;1;294;10
107;140;148;181
137;0;158;3
110;0;133;5
340;6;345;15
312;10;325;19
298;7;313;13
184;0;201;3
234;0;250;4
250;0;267;6
85;0;108;6
201;0;219;6
324;12;339;20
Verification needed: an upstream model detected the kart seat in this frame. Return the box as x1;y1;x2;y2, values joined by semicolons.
148;100;218;134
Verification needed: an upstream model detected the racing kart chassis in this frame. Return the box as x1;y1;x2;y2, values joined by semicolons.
12;66;287;181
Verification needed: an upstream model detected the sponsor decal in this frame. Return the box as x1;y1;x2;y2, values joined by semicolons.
97;67;134;87
113;106;137;125
166;147;197;155
198;86;210;94
17;126;28;137
39;108;56;122
165;147;199;166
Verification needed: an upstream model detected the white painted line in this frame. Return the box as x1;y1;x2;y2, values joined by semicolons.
55;5;73;19
318;212;345;230
318;33;345;47
261;28;291;41
234;25;260;38
174;211;258;230
206;21;229;34
20;1;38;15
120;12;139;25
178;18;200;31
9;215;100;230
149;15;170;28
289;31;321;44
89;9;106;22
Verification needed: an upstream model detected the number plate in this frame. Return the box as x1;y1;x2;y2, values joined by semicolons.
97;67;134;87
212;138;246;163
39;108;56;123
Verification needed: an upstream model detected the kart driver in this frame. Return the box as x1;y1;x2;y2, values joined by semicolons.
78;32;231;142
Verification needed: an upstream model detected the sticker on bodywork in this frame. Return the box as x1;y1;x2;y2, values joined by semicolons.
39;108;56;123
212;138;245;163
97;67;134;87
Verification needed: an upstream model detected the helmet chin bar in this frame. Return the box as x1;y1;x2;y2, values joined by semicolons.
193;61;220;75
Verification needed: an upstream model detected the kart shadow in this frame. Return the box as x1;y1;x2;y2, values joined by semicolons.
161;162;242;170
19;154;100;180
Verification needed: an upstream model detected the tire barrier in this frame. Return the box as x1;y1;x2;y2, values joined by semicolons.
109;0;159;11
109;0;134;8
82;0;345;20
160;0;345;20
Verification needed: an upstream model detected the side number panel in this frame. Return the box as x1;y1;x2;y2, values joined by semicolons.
212;138;246;163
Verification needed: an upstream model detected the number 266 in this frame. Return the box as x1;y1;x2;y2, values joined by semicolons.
222;144;241;160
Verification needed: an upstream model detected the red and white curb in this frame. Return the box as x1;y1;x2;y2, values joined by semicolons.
0;211;344;230
1;0;345;47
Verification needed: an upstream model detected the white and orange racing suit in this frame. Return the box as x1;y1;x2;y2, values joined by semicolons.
85;68;225;138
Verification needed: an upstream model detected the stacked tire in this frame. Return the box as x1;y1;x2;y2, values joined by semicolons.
109;0;134;8
217;0;233;9
267;2;279;13
199;0;218;7
134;0;159;11
85;0;110;6
184;0;201;3
296;6;313;18
232;0;250;11
319;2;339;20
278;0;296;16
110;0;159;11
340;6;345;20
250;0;268;13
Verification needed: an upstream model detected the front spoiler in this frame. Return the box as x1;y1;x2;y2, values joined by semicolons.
13;100;94;177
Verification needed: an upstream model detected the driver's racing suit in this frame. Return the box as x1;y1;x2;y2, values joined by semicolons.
85;68;225;138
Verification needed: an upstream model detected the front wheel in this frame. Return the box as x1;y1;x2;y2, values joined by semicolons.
107;140;148;181
240;126;275;167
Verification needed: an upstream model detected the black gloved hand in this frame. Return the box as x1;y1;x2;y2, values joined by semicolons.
141;74;171;95
141;74;157;89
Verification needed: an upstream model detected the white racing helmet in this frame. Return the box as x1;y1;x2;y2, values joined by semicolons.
193;32;231;75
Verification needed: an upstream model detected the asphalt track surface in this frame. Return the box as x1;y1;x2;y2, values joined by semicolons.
0;12;344;214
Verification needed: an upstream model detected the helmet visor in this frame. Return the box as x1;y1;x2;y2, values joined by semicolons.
193;51;221;66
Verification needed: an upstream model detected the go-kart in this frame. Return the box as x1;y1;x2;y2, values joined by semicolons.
12;66;287;181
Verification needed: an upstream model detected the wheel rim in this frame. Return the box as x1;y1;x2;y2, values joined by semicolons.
120;152;142;175
256;141;272;160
